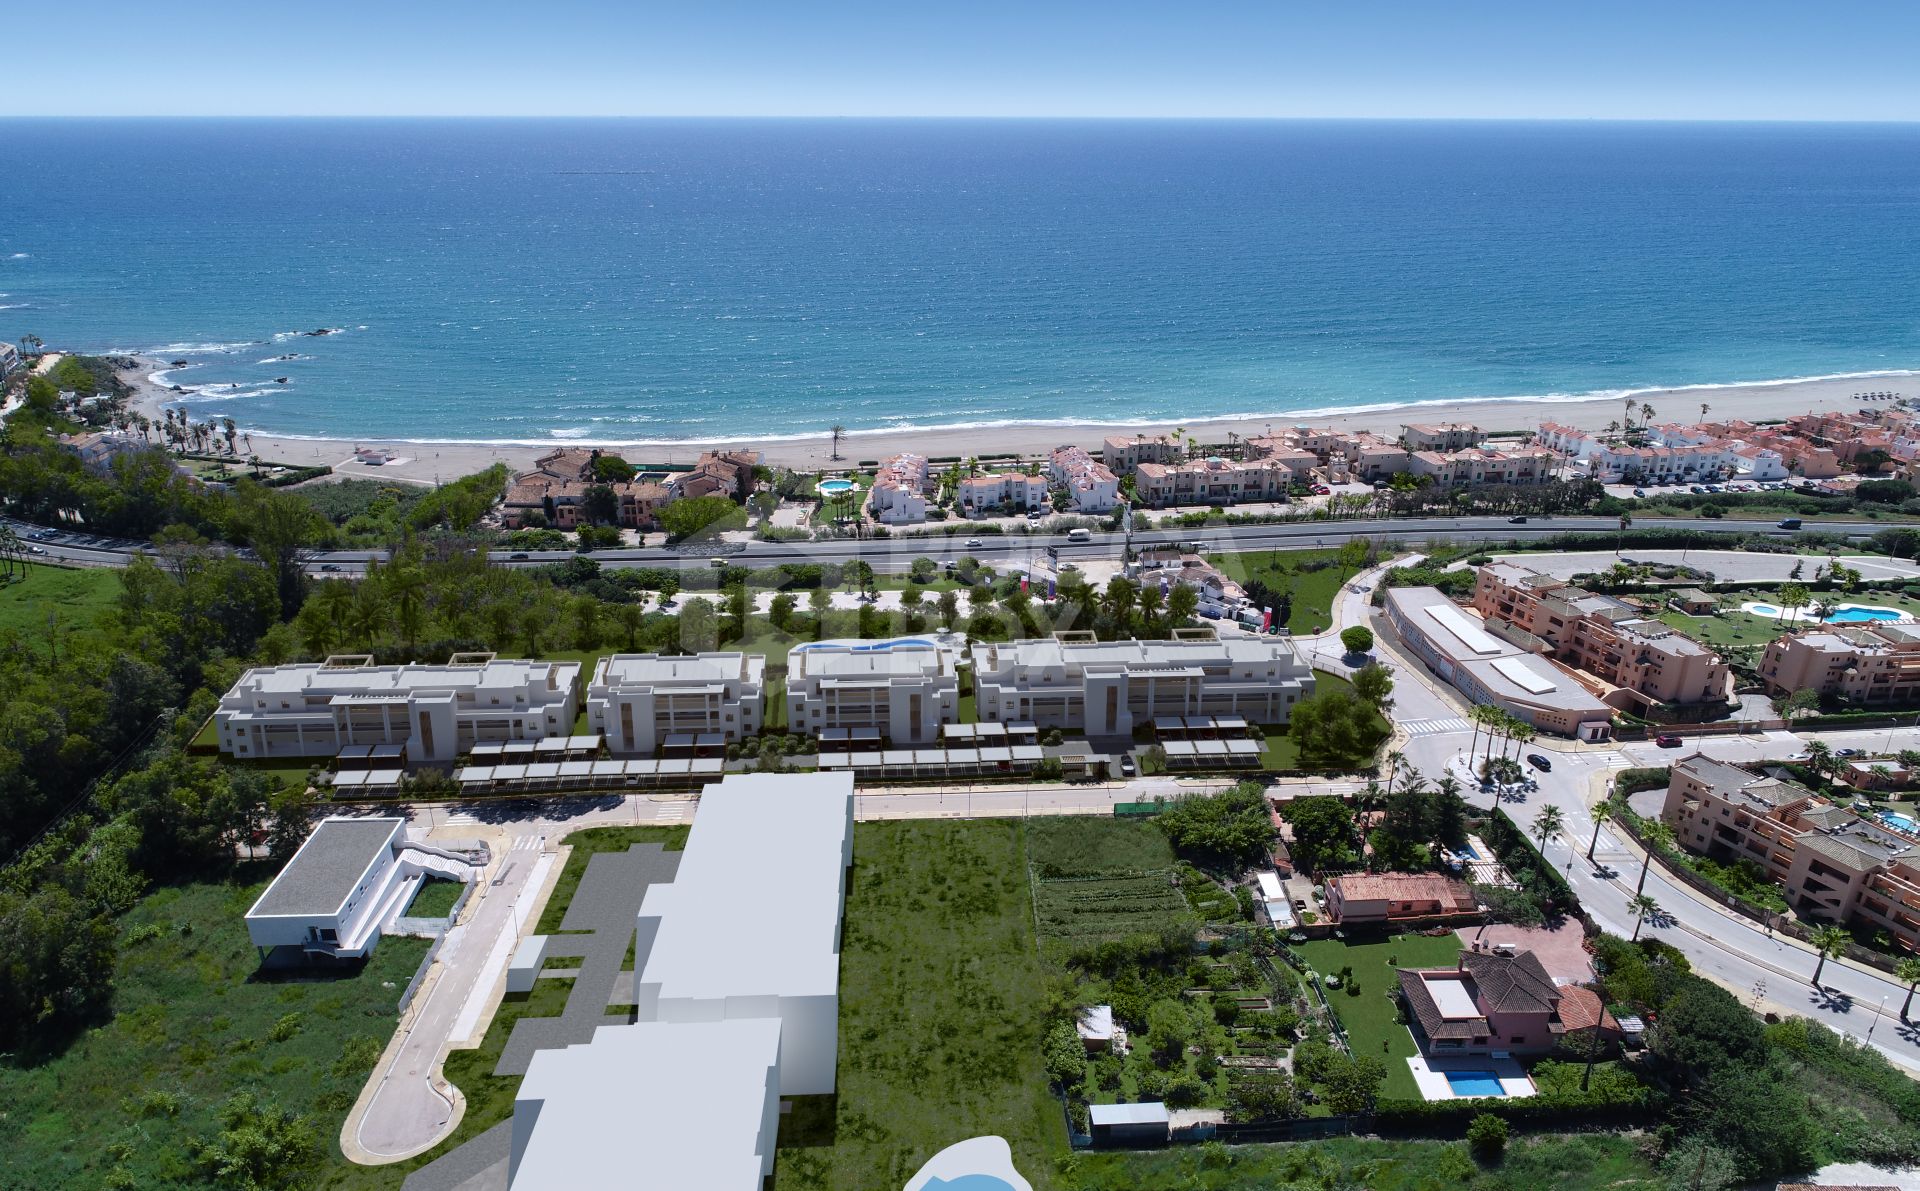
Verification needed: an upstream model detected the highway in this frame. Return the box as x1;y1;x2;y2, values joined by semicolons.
9;514;1875;576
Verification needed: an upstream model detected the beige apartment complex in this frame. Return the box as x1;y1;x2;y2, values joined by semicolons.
1399;422;1487;452
785;640;957;745
1472;562;1730;709
1662;755;1920;949
1759;621;1920;705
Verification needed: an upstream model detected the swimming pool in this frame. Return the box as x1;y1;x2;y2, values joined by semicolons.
793;637;935;652
924;1178;1018;1191
817;478;856;495
1829;606;1905;623
1444;1070;1507;1097
1879;810;1919;833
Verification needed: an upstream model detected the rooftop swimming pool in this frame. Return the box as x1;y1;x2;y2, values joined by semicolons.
1444;1070;1507;1097
793;637;936;652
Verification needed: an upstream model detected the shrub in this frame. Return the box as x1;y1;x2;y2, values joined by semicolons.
1467;1112;1508;1160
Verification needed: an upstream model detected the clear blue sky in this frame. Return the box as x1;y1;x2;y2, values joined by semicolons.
8;1;1917;119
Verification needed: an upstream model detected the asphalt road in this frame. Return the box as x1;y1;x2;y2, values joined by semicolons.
8;513;1877;577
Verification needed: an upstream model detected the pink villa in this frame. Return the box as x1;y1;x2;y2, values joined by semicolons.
1397;950;1619;1059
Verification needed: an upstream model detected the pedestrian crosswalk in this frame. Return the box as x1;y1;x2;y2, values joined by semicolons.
445;811;480;825
651;801;691;821
508;834;541;852
1400;717;1471;736
1594;752;1634;769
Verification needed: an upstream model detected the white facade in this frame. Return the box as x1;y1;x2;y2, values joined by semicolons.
216;654;580;763
585;652;764;755
786;639;957;745
1048;445;1120;513
244;817;406;958
956;470;1050;516
510;1018;782;1191
868;453;931;524
974;632;1315;735
634;773;855;1097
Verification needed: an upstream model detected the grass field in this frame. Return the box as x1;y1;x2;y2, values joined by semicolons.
1297;932;1465;1101
0;874;429;1190
0;562;121;649
403;877;465;920
1060;1132;1661;1190
534;825;690;935
1214;549;1349;634
773;820;1064;1191
1027;818;1191;954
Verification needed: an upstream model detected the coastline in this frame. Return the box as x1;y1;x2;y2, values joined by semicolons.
128;359;1920;484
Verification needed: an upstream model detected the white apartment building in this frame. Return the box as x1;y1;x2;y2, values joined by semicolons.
215;654;581;763
785;639;957;745
635;773;855;1096
1048;445;1120;512
1534;422;1736;483
955;470;1050;517
974;630;1314;736
867;453;931;524
585;652;765;755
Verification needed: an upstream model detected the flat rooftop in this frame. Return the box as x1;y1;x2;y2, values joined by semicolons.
638;773;853;1003
247;817;403;919
594;652;760;686
512;1019;782;1191
237;658;574;696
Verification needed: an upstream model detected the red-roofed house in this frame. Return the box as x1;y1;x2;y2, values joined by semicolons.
1396;950;1620;1058
1324;873;1476;924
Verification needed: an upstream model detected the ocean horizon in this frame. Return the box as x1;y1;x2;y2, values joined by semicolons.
4;118;1919;445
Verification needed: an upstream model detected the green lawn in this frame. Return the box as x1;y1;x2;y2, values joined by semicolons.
1214;549;1349;634
535;825;690;935
403;877;465;920
0;874;429;1190
1297;932;1464;1101
0;562;121;649
773;820;1064;1190
1060;1133;1661;1190
765;669;789;730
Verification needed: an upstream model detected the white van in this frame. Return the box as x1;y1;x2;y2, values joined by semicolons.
1066;528;1092;543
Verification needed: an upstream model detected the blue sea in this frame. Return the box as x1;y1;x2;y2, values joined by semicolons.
2;119;1918;445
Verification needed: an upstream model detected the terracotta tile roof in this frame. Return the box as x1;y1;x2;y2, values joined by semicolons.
1554;984;1618;1034
1396;969;1488;1040
1331;873;1474;910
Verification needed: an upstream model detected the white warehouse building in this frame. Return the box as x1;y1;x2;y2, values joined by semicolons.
974;630;1315;736
215;653;580;764
585;652;765;756
785;639;957;746
633;773;854;1097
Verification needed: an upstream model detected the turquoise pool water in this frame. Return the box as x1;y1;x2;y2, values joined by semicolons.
1444;1071;1507;1097
1829;607;1903;623
926;1178;1017;1191
818;478;856;495
793;638;935;652
1879;811;1919;833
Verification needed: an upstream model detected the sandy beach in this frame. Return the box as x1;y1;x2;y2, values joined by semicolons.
128;359;1920;486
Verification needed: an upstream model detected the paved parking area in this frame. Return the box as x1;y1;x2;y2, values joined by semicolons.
1456;921;1593;983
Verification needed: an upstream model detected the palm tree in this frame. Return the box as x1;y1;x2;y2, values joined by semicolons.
1805;740;1834;777
829;425;846;462
1810;924;1852;987
1532;804;1565;857
1636;819;1674;894
1629;893;1661;942
1778;582;1810;627
1622;397;1635;434
1700;401;1710;423
1897;956;1920;1021
1640;402;1656;429
1616;511;1632;554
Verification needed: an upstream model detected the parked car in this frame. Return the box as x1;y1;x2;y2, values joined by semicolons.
1526;753;1551;771
1837;747;1864;758
1632;488;1645;497
1118;755;1137;777
1656;733;1683;747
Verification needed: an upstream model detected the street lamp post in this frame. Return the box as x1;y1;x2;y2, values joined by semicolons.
1867;994;1890;1044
